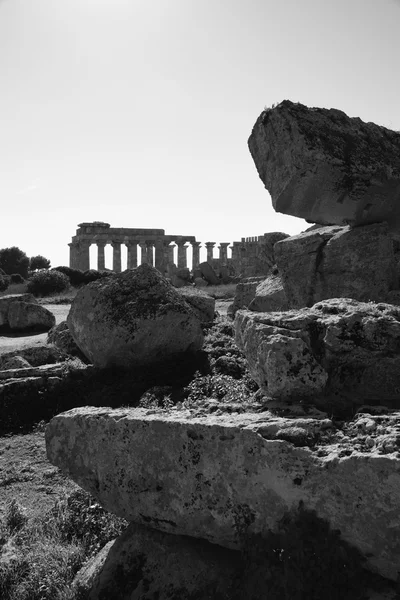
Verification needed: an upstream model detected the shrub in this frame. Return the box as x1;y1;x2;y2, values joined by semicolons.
27;270;70;297
0;274;10;292
10;273;25;284
0;247;29;278
29;255;51;271
52;266;85;286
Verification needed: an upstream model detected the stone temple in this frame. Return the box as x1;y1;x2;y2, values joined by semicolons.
69;222;289;277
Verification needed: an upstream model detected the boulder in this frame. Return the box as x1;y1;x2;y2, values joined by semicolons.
274;223;396;308
67;264;204;369
46;405;400;580
194;276;208;287
0;293;38;328
235;298;400;405
7;302;55;332
199;261;219;285
170;267;191;288
0;356;31;370
73;521;239;600
248;100;400;228
248;274;288;312
178;287;215;324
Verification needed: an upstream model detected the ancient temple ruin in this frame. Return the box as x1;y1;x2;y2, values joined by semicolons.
69;222;288;277
69;222;204;273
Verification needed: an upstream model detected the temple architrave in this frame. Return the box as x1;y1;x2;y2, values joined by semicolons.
69;222;203;274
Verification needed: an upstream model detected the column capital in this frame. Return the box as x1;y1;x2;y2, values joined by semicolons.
205;241;216;248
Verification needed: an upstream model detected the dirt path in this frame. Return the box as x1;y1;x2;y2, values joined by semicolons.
0;304;70;355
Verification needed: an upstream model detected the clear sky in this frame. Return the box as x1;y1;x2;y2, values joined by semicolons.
1;0;399;269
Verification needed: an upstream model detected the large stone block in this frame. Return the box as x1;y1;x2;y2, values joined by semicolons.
248;274;289;312
7;302;55;332
46;405;400;580
248;100;400;228
274;223;396;308
0;293;38;328
67;264;204;369
235;298;400;405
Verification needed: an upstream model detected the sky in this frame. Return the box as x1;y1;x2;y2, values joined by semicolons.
1;0;399;269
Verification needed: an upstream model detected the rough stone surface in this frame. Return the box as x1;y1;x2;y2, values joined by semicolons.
7;302;56;332
46;405;400;580
199;261;219;285
229;277;265;317
194;276;208;287
248;274;289;312
248;100;400;228
67;264;204;369
0;356;31;370
235;298;400;405
47;321;84;358
0;293;39;328
0;345;67;368
274;223;396;308
178;287;216;324
73;521;239;600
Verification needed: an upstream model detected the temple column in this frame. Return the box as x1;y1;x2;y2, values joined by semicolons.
231;242;240;262
146;241;154;267
154;239;165;273
77;241;91;271
191;242;201;270
139;242;148;264
69;243;79;269
126;241;138;269
97;242;106;270
176;241;188;269
112;242;122;272
219;242;229;264
168;243;175;266
205;242;215;264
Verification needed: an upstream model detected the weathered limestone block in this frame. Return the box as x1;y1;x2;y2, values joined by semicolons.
235;298;400;404
178;287;215;324
0;356;31;370
7;302;55;332
73;521;239;600
248;100;400;228
0;293;38;328
274;223;396;308
199;261;219;285
46;406;400;580
67;264;204;369
229;277;265;317
248;274;289;312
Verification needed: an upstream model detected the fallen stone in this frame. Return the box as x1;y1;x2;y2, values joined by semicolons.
46;406;400;580
0;345;67;367
178;287;215;324
248;100;400;228
199;261;219;285
47;321;85;358
235;298;400;406
73;521;239;600
229;277;265;316
274;223;396;308
7;302;56;332
67;264;204;369
248;274;289;312
0;293;38;328
194;276;208;287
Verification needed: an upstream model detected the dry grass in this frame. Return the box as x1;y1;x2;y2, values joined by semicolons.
0;283;28;297
204;283;237;300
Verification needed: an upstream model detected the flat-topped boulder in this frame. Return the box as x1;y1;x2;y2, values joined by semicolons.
46;405;400;580
235;298;400;405
248;100;400;228
67;264;204;369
